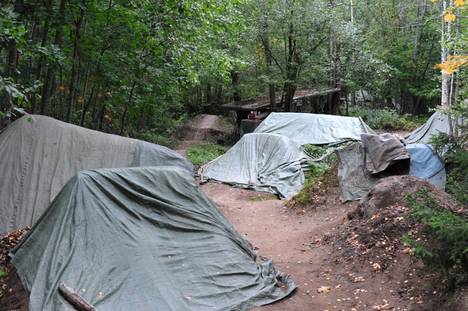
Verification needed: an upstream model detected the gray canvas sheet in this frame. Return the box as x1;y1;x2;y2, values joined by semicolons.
336;142;378;202
406;144;446;189
0;115;192;234
10;166;295;311
405;111;465;144
254;112;374;145
200;133;309;199
361;133;410;174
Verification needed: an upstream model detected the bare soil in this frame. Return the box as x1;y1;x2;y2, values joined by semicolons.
202;182;449;311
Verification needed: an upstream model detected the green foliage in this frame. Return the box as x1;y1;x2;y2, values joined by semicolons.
303;145;328;159
348;106;425;130
430;102;468;204
0;268;6;278
404;189;468;288
295;163;330;205
135;131;175;148
186;143;227;165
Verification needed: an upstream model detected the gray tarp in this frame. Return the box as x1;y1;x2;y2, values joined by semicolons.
361;133;410;174
405;111;465;144
200;133;309;199
336;142;377;202
0;115;192;234
254;112;374;145
10;166;295;311
406;144;446;189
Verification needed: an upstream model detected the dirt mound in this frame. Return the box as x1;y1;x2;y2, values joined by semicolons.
325;175;466;310
175;114;235;143
357;175;461;218
287;164;340;209
0;228;30;311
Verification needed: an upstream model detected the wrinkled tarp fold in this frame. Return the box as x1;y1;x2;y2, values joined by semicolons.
361;133;410;174
200;133;309;199
336;142;378;202
10;166;295;311
254;112;374;145
0;115;192;234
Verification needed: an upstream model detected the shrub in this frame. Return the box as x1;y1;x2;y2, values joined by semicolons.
135;130;176;147
187;143;227;165
348;106;424;130
403;189;468;289
430;106;468;205
303;145;328;159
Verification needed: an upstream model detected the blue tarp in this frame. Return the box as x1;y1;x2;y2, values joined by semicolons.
406;144;446;189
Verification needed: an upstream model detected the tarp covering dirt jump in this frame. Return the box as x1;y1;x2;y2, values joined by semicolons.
361;133;410;174
336;142;378;202
0;115;192;234
254;112;374;145
10;166;295;311
405;111;464;144
200;133;309;199
406;144;446;189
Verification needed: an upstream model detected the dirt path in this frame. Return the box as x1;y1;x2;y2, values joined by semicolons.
202;183;417;311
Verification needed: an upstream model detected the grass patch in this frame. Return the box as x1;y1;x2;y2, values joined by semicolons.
0;268;6;278
250;193;277;201
187;143;227;165
295;163;330;205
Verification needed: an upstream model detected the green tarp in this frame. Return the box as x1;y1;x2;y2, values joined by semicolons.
254;112;374;145
199;133;310;199
0;115;192;234
10;166;295;311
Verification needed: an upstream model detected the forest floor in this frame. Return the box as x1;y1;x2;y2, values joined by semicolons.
202;183;434;311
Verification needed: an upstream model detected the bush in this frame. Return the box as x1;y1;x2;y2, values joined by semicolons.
187;143;227;165
303;145;328;158
348;106;424;130
430;104;468;205
403;189;468;289
135;130;176;147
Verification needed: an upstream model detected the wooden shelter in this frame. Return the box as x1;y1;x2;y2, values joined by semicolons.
221;88;342;133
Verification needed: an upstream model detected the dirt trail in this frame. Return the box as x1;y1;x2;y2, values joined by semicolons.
202;183;417;311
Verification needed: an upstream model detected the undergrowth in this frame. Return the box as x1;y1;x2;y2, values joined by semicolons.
294;162;337;206
348;106;425;130
403;189;468;289
303;145;328;159
187;143;227;165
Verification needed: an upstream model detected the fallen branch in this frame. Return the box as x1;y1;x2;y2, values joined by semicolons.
58;282;97;311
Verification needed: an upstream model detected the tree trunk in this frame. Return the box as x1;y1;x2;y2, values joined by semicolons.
230;71;241;102
40;0;66;114
259;0;276;110
441;0;451;107
120;81;136;135
66;8;85;123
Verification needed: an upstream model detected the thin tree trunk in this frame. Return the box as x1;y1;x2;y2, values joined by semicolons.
120;81;136;135
259;0;276;109
40;0;66;114
66;8;85;123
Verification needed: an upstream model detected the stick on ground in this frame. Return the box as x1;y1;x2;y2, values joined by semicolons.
58;282;97;311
